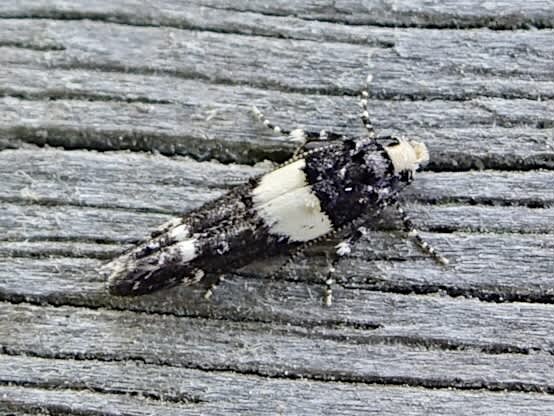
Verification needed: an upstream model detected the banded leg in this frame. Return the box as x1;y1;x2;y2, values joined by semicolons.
323;224;370;306
252;106;345;156
270;223;368;306
394;202;449;265
360;75;376;140
322;205;388;306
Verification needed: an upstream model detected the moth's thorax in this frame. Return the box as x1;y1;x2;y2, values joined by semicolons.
301;140;396;228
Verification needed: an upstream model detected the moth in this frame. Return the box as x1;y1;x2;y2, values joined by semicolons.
105;86;446;305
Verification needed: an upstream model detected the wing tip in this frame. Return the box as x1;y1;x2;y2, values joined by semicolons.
100;254;141;296
101;252;195;297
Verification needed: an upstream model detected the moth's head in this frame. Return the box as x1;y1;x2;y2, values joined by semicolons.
383;137;429;175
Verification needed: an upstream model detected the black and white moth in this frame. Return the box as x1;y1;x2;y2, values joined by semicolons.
105;85;446;305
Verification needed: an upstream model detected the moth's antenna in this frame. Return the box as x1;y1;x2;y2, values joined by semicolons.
360;73;376;142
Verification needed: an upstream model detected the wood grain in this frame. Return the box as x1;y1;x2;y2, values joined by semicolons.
0;17;553;167
3;357;554;416
1;1;554;414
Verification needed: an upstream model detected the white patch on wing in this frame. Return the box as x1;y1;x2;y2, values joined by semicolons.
169;224;190;241
104;255;133;286
161;239;198;264
175;239;198;262
252;159;308;203
193;269;205;283
385;139;429;174
255;188;332;242
252;158;333;241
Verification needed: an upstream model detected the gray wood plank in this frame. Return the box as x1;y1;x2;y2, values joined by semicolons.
3;384;554;416
2;302;554;392
5;201;554;246
1;18;553;99
2;354;554;416
1;17;553;166
3;253;554;354
3;0;553;31
0;0;385;45
0;386;199;416
0;148;257;211
1;77;553;166
1;0;553;412
1;148;553;305
2;149;554;213
187;0;554;29
0;19;370;94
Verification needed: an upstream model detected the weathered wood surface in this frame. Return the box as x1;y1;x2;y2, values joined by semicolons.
1;1;554;415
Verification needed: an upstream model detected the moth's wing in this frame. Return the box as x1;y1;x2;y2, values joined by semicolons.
104;245;201;296
150;184;255;238
105;142;353;297
104;184;256;296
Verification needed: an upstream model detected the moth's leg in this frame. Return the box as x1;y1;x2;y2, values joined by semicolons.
272;216;374;306
322;198;398;306
360;75;376;140
269;237;355;307
394;202;449;265
251;106;344;156
323;223;372;306
270;236;341;305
